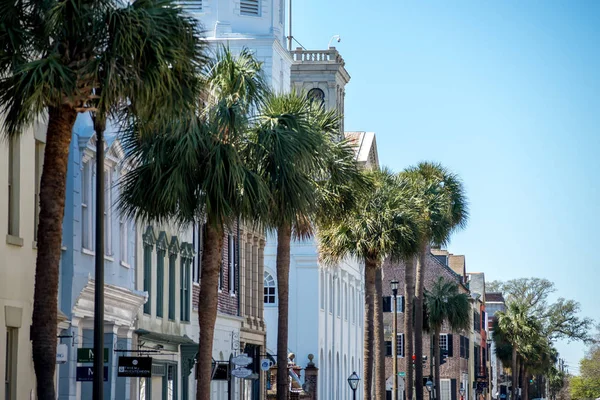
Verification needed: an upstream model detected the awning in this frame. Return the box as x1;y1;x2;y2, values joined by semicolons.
134;329;196;345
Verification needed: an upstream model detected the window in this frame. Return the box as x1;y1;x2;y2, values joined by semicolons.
218;261;224;291
5;327;18;400
228;234;237;294
383;296;404;313
34;140;44;240
192;224;204;283
7;135;20;237
143;242;152;314
320;271;325;310
440;334;449;351
307;88;325;108
474;311;481;332
385;340;392;357
156;242;166;318
104;168;112;255
180;249;191;322
459;336;470;359
120;219;128;264
181;0;202;12
439;379;451;400
264;272;276;304
396;333;405;357
240;0;259;16
168;252;177;320
81;161;92;250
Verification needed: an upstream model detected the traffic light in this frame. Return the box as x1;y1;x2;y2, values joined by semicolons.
412;354;417;367
440;348;449;365
422;355;427;367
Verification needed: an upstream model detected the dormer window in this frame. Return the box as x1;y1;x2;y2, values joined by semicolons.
240;0;260;16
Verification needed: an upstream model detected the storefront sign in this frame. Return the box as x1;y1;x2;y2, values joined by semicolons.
76;366;109;382
117;357;152;378
77;348;109;363
231;367;252;378
231;354;253;367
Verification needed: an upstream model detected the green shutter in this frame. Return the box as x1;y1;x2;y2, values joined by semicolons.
180;257;185;321
169;255;176;320
143;246;151;314
156;250;165;317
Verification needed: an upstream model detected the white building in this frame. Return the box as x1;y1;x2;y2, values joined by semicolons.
0;118;48;400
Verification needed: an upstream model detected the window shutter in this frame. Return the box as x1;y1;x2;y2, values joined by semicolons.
383;296;391;313
447;334;453;357
451;379;457;400
240;0;259;15
466;338;470;359
400;296;405;313
402;333;405;358
179;0;202;12
385;341;392;357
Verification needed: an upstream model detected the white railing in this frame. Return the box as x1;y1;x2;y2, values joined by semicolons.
291;49;344;64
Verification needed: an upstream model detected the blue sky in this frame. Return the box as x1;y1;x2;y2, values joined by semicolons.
292;0;600;372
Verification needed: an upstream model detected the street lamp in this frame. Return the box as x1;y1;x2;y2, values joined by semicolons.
391;279;399;400
426;380;434;400
460;384;466;399
348;372;360;400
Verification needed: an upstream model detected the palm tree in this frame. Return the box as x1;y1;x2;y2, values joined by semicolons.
0;2;204;398
120;47;269;400
318;169;420;400
495;302;543;400
247;91;360;400
425;277;470;399
401;162;468;400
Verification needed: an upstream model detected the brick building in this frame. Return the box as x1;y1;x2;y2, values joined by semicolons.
382;252;473;400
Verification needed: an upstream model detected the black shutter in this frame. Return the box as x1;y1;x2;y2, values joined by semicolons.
385;341;392;356
466;338;470;359
383;296;392;313
451;379;457;400
400;296;405;312
447;334;454;357
387;391;392;400
402;334;405;358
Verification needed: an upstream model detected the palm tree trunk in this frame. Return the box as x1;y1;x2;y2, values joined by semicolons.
434;328;441;400
196;222;225;400
276;224;292;400
522;369;529;400
32;105;77;400
375;267;386;400
405;256;416;400
363;259;377;400
415;242;430;400
511;348;518;400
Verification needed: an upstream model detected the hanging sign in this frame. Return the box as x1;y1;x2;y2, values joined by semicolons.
231;367;253;379
117;357;152;378
231;354;253;367
56;344;68;364
76;366;109;382
77;348;109;363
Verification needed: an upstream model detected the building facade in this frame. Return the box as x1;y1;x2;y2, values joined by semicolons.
382;254;472;400
0;118;47;400
56;114;146;400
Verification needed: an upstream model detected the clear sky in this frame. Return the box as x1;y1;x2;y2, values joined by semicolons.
292;0;600;373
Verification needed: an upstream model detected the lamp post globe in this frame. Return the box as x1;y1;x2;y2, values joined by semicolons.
348;372;360;400
426;380;433;392
390;279;399;295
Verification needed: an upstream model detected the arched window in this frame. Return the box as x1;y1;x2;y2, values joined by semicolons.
264;271;276;304
308;88;325;108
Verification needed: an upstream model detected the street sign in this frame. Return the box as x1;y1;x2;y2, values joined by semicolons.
231;367;253;378
77;348;109;363
231;354;253;367
76;366;109;382
260;359;273;371
399;372;406;377
117;357;152;378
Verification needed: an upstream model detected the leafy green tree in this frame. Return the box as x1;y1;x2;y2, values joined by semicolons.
248;91;361;400
0;1;204;398
487;278;593;342
401;162;468;400
425;277;470;399
571;344;600;400
318;169;420;400
120;47;268;400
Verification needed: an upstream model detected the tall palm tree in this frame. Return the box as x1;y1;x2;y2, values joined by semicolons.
401;162;468;400
247;91;360;400
318;169;420;400
424;277;470;399
120;47;269;400
405;256;417;400
0;2;204;398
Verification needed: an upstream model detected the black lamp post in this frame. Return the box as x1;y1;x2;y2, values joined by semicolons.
426;379;434;400
348;371;360;400
391;279;399;400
